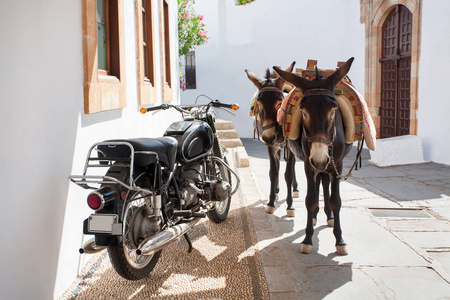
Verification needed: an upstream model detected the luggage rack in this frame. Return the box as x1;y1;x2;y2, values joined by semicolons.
69;141;159;192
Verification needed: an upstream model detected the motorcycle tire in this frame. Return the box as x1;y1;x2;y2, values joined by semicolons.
107;173;162;280
207;156;232;223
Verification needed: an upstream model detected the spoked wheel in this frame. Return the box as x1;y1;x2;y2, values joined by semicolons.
207;156;232;223
108;189;161;280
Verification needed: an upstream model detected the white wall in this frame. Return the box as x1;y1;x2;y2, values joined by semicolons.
0;1;180;299
180;0;365;138
417;0;450;165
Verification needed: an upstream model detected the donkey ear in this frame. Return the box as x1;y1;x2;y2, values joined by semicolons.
273;66;310;91
274;61;297;89
285;61;296;73
245;69;264;89
327;57;354;87
272;61;296;78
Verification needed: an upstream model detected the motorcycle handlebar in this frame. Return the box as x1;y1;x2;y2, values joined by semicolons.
140;100;239;114
210;100;239;111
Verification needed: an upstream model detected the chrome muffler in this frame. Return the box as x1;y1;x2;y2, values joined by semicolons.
136;219;200;256
79;238;107;254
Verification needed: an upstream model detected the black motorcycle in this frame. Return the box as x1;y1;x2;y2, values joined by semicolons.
69;99;240;280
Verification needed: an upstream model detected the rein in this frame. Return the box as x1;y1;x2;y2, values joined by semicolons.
301;88;364;181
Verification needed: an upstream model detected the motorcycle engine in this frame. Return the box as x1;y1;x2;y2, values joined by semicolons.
179;163;203;208
179;163;231;209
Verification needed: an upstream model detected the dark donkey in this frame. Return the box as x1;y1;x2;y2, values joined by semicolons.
245;63;299;217
274;57;354;255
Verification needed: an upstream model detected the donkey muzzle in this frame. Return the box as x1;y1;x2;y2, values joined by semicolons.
309;142;331;171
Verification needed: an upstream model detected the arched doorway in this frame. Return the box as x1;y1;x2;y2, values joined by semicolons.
380;4;412;138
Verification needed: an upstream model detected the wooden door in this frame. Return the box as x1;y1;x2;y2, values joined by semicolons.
380;5;412;138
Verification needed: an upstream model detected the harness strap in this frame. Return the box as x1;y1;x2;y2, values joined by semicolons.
258;86;283;96
307;136;332;145
302;89;336;99
262;122;277;131
340;136;365;181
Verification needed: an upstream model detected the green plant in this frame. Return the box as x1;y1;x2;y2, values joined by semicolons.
236;0;256;5
178;0;208;57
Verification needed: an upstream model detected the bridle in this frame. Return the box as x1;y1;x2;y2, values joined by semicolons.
301;88;364;181
254;86;284;138
302;88;337;146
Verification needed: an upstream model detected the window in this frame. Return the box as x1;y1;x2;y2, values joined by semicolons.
142;0;154;83
82;0;126;114
96;0;120;78
97;0;107;71
136;0;157;105
185;51;196;89
160;0;172;102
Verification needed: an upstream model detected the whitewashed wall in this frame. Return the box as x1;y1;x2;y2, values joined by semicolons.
0;1;180;299
417;0;450;165
180;0;365;138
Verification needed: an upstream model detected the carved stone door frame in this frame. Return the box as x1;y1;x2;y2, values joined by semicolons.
360;0;422;138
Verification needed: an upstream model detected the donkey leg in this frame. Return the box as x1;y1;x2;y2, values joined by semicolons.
265;146;280;214
285;150;296;217
330;175;347;255
321;173;334;227
292;157;300;198
312;174;321;226
300;166;318;254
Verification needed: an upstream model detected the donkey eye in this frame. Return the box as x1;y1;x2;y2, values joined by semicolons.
302;112;308;119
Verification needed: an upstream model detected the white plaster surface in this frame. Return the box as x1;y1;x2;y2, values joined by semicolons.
180;0;365;139
418;0;450;165
0;1;180;299
369;135;425;167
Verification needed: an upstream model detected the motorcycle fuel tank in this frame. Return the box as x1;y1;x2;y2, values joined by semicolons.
164;121;213;162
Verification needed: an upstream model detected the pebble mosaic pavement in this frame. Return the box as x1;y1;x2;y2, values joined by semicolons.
60;166;270;300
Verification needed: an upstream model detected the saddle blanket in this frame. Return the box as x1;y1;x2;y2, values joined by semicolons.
249;67;376;151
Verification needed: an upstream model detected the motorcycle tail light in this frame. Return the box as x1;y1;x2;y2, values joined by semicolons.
87;192;103;210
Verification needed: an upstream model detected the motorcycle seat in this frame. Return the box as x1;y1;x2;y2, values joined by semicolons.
99;137;178;170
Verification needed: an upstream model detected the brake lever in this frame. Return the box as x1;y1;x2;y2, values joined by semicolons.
220;107;236;116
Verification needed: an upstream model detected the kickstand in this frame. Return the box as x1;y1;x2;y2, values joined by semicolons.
184;233;193;253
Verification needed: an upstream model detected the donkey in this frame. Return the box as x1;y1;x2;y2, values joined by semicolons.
245;63;299;217
273;57;354;255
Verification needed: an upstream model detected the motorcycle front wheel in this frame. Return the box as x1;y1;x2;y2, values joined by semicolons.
207;156;232;223
108;189;161;280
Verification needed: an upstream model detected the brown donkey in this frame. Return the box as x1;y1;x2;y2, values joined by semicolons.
245;63;299;217
274;57;354;255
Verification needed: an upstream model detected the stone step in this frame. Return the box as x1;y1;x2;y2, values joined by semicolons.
214;119;235;130
217;130;239;139
220;138;243;148
235;146;250;168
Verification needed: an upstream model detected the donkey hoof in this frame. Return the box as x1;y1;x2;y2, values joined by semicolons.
293;191;300;198
327;219;334;227
300;243;312;254
274;195;279;203
265;205;275;214
312;218;317;226
336;245;348;256
286;209;295;217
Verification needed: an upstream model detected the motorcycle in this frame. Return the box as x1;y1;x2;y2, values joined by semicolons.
69;98;240;280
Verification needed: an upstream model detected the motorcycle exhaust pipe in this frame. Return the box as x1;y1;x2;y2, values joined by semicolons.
136;219;200;256
79;238;107;254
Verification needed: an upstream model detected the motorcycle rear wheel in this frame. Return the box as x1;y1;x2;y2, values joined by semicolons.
108;189;161;280
207;156;232;223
